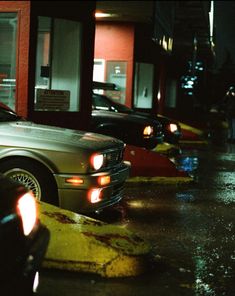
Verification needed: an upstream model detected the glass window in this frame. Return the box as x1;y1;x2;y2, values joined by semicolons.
93;59;105;83
35;16;82;112
92;94;110;110
106;61;127;104
134;62;153;109
0;13;17;111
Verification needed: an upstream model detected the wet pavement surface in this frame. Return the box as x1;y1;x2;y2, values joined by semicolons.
38;141;235;296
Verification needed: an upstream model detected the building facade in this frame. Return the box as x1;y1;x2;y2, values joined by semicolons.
0;1;96;130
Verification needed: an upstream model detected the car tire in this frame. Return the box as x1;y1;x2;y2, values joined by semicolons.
5;272;36;296
0;157;58;205
21;271;39;296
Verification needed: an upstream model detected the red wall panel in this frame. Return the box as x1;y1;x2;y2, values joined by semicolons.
0;1;30;117
95;23;135;107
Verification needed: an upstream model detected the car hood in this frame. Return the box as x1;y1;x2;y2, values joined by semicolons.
92;110;162;127
133;111;178;125
0;121;124;152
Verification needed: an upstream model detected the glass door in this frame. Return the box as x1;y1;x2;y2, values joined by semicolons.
134;62;154;109
34;16;82;112
0;13;17;110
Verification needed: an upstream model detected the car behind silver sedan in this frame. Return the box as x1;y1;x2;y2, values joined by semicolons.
0;105;130;214
0;174;49;295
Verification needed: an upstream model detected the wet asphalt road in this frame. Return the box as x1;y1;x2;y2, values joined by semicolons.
37;141;235;296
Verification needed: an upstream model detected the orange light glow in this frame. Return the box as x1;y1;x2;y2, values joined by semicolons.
169;123;178;133
17;192;37;236
66;177;84;185
98;175;111;186
88;188;102;203
143;125;154;136
90;153;104;170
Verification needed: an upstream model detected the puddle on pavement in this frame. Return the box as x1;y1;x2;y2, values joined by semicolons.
38;146;235;296
173;154;199;173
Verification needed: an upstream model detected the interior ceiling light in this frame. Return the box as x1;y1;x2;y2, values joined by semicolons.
95;11;118;18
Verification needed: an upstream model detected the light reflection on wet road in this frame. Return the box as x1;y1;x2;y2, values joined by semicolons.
38;143;235;296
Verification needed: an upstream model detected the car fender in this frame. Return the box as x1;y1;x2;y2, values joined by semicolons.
0;148;57;173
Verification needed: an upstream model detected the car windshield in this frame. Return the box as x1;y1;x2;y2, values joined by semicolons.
92;93;133;113
0;106;22;122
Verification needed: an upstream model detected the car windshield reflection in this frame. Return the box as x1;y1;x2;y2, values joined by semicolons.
0;107;23;122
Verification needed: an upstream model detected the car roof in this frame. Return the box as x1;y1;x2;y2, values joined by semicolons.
92;81;119;91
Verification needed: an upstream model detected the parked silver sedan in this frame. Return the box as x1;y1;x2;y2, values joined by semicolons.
0;104;130;214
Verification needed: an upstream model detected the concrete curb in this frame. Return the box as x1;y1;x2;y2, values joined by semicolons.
127;176;194;184
39;201;151;278
154;142;181;154
179;140;209;145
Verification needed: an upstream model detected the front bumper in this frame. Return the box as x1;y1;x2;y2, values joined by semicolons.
165;131;181;144
141;135;164;150
54;162;130;213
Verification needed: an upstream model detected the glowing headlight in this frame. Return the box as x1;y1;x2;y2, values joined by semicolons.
90;153;104;170
17;192;37;236
168;123;178;133
143;125;154;136
88;188;103;203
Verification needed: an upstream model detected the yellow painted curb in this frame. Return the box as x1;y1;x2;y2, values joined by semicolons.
154;142;180;154
39;201;151;278
179;122;205;136
127;176;194;184
179;140;209;145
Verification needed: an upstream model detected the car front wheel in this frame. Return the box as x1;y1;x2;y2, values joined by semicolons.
0;158;58;205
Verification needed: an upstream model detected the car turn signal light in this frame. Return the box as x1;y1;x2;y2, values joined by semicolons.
98;175;110;186
65;177;84;185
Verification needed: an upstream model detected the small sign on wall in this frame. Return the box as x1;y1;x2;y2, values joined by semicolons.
35;88;70;111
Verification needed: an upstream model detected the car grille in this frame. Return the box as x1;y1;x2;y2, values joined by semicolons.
112;181;125;197
105;148;124;168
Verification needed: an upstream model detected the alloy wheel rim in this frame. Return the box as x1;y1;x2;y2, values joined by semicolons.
4;168;41;200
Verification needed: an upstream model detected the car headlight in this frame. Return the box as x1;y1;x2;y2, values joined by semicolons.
143;125;154;137
168;123;179;133
17;191;37;236
90;153;104;170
